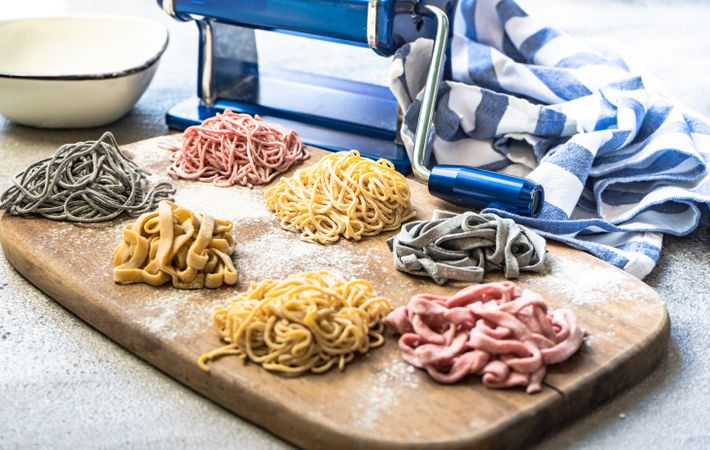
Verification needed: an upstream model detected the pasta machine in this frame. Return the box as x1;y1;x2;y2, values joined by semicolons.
159;0;543;216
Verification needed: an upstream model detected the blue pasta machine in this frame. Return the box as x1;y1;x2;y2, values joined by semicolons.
159;0;544;217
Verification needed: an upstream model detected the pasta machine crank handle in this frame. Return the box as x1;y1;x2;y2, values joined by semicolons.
410;3;544;217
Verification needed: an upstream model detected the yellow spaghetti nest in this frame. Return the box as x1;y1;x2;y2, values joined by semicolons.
264;150;415;244
113;200;237;289
198;271;393;375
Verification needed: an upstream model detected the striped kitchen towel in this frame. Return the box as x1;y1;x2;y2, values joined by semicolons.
390;0;710;279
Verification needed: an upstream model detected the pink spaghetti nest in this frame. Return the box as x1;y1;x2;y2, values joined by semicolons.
386;281;585;393
168;110;309;187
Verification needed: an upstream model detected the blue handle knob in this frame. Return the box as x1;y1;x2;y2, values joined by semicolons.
428;165;544;217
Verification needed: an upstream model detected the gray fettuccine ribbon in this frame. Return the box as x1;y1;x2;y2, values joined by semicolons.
388;210;546;285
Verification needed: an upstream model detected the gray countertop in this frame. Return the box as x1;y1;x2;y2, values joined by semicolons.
1;1;709;449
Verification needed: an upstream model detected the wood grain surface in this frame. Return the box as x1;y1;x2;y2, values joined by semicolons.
0;135;669;449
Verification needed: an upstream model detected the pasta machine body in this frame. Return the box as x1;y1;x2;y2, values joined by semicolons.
158;0;452;173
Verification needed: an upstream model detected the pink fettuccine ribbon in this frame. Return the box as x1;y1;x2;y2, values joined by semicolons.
386;281;585;393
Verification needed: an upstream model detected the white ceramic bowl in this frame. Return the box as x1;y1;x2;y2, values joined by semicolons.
0;15;168;128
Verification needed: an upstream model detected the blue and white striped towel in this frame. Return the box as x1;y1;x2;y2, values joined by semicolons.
390;0;710;278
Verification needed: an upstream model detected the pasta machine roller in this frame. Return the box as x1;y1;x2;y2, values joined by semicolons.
159;0;544;216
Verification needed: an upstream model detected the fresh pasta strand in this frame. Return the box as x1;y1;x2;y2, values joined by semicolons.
113;200;237;289
198;271;393;375
168;110;309;187
0;131;175;222
265;150;415;244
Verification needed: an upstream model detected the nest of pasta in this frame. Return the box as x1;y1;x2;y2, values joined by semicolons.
113;200;237;289
168;110;309;187
265;150;415;244
386;281;585;393
198;271;393;375
0;131;174;222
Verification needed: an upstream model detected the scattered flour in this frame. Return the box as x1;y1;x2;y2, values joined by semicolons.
524;252;641;306
35;220;124;261
352;357;420;431
130;136;276;224
586;329;617;343
130;288;225;341
235;227;388;282
174;182;271;224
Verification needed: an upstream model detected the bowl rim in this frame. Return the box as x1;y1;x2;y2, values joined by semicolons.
0;14;170;81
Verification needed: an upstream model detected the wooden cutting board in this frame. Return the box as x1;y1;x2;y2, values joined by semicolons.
0;135;669;449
